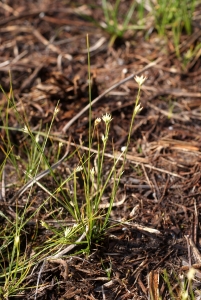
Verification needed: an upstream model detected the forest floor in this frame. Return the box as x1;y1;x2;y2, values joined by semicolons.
1;1;201;299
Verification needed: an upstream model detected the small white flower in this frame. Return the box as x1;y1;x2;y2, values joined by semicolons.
187;267;195;281
121;146;127;152
94;118;101;127
90;167;95;176
64;227;70;238
101;134;107;143
54;107;60;115
181;291;188;300
75;166;83;172
134;103;143;115
102;113;112;124
22;125;29;134
87;79;93;85
59;142;63;148
134;75;147;86
41;220;48;229
35;134;40;143
90;167;95;182
14;235;20;247
24;170;32;177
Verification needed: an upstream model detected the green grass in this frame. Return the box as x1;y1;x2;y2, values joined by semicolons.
0;2;200;296
80;0;146;45
150;0;196;56
77;0;199;60
0;71;198;300
89;0;198;56
151;0;196;36
162;268;197;300
100;0;142;44
0;71;146;297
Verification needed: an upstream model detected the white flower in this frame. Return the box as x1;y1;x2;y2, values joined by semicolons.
181;291;188;300
121;146;127;152
101;134;107;143
90;167;95;182
187;267;195;281
102;113;112;124
75;166;83;172
94;118;101;126
134;75;147;86
14;235;20;247
41;220;48;229
134;103;143;114
54;107;60;115
35;134;40;143
64;227;70;238
90;167;95;176
22;125;29;134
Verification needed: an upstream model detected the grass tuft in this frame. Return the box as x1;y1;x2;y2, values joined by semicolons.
0;68;145;296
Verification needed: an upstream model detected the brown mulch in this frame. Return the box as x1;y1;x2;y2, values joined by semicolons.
1;1;201;299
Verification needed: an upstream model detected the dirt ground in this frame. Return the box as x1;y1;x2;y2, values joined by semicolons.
1;0;201;299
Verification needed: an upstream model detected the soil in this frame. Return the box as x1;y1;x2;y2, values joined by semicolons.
1;1;201;299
